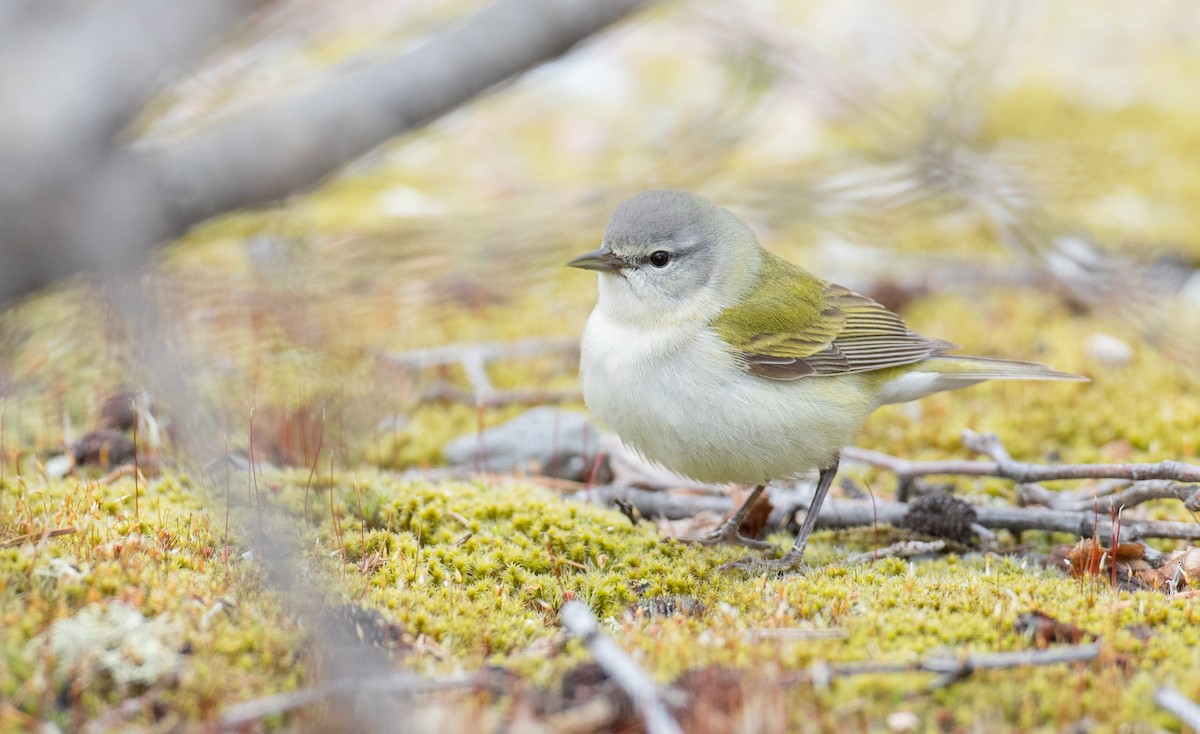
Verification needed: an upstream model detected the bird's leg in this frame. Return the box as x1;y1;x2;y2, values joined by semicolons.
683;484;773;549
719;456;840;573
777;456;840;567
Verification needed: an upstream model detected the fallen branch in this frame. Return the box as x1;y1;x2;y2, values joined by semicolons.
590;486;1200;542
382;337;578;371
217;672;484;730
381;337;581;405
844;540;946;565
805;643;1101;691
1017;480;1200;513
560;601;683;734
964;428;1200;483
419;381;582;408
1154;687;1200;731
816;499;1200;543
842;430;1200;504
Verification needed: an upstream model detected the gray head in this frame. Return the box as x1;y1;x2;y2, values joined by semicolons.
567;190;761;325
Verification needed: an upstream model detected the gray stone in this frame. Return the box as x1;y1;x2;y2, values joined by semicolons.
443;407;608;481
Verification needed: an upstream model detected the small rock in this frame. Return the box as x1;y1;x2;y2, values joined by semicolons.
1084;332;1133;367
443;407;608;482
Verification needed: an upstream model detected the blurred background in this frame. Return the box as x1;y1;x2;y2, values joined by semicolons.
2;0;1198;474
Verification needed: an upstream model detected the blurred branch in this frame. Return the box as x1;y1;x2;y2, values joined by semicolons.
217;671;485;730
1155;687;1200;731
0;0;651;304
142;0;651;234
419;382;582;408
0;0;255;301
382;336;581;406
560;601;683;734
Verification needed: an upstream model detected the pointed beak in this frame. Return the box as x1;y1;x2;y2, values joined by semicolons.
566;246;626;274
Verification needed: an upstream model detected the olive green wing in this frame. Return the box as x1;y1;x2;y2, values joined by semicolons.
712;253;954;380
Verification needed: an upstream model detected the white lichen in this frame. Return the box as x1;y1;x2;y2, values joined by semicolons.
39;601;182;689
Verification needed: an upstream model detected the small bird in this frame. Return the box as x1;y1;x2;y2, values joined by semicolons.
568;190;1086;572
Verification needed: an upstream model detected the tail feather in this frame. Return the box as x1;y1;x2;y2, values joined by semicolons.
876;355;1087;405
924;355;1089;382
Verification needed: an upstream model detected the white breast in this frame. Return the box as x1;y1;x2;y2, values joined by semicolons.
579;310;876;485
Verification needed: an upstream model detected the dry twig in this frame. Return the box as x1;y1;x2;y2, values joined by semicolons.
217;672;484;730
843;431;1200;503
382;337;581;406
1;527;77;549
805;644;1101;692
844;540;946;566
1017;480;1200;513
419;381;582;408
560;601;683;734
591;485;1200;543
382;338;578;372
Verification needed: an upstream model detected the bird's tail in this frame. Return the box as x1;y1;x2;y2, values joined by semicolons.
875;355;1087;405
922;355;1089;382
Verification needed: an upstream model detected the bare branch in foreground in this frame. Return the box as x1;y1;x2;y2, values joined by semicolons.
145;0;651;234
560;601;683;734
1;0;652;305
1155;687;1200;731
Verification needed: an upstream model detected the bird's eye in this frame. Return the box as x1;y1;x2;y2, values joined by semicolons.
649;250;671;268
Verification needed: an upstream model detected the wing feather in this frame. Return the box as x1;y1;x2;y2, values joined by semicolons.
714;255;953;381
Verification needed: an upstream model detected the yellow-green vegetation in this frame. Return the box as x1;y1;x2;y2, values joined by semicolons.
6;462;1200;731
0;474;304;730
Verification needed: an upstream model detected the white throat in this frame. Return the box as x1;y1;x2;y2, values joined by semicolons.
594;273;725;331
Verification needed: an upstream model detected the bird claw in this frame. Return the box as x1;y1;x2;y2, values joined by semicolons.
717;553;807;575
682;521;773;550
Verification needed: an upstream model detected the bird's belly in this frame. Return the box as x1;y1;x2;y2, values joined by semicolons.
580;318;874;484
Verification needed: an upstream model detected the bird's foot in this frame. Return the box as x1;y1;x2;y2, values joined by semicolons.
718;552;807;575
682;520;773;550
